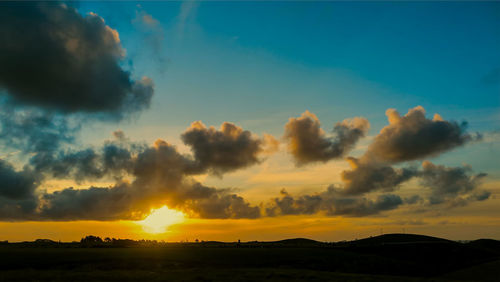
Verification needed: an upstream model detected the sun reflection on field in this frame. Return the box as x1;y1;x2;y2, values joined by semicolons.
137;206;185;234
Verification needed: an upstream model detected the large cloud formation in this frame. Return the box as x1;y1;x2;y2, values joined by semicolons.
0;105;490;221
0;121;269;221
279;106;490;213
336;106;488;204
0;2;163;221
262;159;490;217
0;2;153;116
365;106;478;163
284;111;369;165
0;2;265;221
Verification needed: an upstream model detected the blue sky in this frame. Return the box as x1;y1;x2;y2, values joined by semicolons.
78;1;500;122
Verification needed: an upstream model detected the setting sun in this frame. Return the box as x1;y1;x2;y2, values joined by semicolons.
137;206;185;234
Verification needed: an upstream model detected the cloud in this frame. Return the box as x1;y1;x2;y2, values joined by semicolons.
266;187;402;217
364;106;478;163
0;132;490;221
132;7;167;73
0;129;263;221
337;158;489;207
337;159;490;208
0;101;492;221
332;106;485;198
284;111;369;165
340;157;418;195
34;180;261;221
420;161;490;206
181;121;273;175
0;107;79;154
0;159;40;221
133;9;160;28
0;2;153;116
30;145;133;183
179;182;261;219
404;195;423;205
0;3;266;221
0;2;160;221
25;119;272;184
0;196;39;221
38;184;138;221
0;160;38;200
176;0;199;39
33;139;196;221
27;131;141;182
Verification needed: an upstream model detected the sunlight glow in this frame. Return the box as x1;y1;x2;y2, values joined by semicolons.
137;206;185;234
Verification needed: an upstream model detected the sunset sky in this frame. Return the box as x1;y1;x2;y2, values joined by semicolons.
0;1;499;242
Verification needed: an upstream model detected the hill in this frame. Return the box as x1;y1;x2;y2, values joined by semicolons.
0;233;498;281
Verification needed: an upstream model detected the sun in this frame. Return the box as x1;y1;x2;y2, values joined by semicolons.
137;206;185;234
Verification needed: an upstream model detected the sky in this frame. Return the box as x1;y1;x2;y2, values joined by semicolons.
0;0;499;242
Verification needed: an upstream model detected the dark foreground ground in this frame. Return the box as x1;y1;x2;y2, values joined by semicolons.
0;234;499;281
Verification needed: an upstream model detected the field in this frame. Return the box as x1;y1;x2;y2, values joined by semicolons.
0;234;498;281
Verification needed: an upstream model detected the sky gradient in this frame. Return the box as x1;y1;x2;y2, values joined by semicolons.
0;1;499;242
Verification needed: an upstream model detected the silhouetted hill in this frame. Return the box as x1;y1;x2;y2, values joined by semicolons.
467;239;500;255
0;233;499;280
270;238;323;246
333;233;499;277
338;233;454;247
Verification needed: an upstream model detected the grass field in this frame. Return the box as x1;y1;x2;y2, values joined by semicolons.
0;234;498;281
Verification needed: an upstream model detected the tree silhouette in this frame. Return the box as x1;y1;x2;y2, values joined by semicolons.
80;235;103;246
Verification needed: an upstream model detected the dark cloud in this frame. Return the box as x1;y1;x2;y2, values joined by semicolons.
0;107;79;154
420;161;490;206
340;157;418;195
181;121;271;175
0;133;261;221
29;131;141;182
338;158;490;207
131;139;195;186
30;144;136;183
0;196;39;221
31;139;194;221
38;184;139;221
34;181;260;221
284;111;369;165
0;2;153;116
0;3;266;221
365;106;478;163
331;106;486;199
179;183;261;219
266;187;402;217
0;103;491;221
30;123;264;184
266;189;322;216
404;195;423;205
0;159;39;221
0;160;38;200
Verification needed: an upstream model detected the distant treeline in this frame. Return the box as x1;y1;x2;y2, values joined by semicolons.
0;236;170;248
1;234;499;251
0;236;334;248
